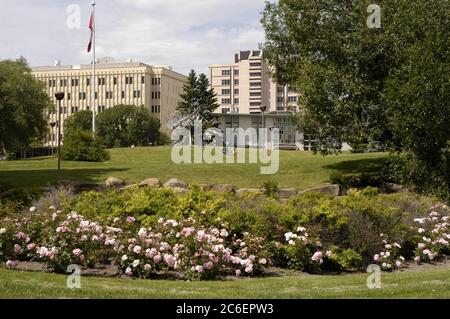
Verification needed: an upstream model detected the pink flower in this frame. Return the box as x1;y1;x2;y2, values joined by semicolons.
153;254;161;264
258;258;267;265
203;261;213;270
15;232;27;240
121;255;128;261
235;269;242;277
311;251;324;263
14;244;22;254
144;264;152;271
195;265;204;273
418;243;426;250
72;248;82;257
126;216;136;223
164;254;176;267
26;243;36;251
245;265;253;273
197;230;207;242
326;250;333;257
373;254;380;261
414;256;421;263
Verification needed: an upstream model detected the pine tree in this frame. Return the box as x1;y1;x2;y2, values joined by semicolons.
177;69;198;115
196;73;219;122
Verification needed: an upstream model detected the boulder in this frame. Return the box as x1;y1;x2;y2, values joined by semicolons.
380;182;408;194
105;177;125;188
299;184;340;197
139;178;161;188
277;189;298;199
164;178;188;189
211;184;235;193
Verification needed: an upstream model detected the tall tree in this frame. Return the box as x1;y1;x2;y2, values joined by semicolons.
197;73;219;122
261;0;450;199
177;70;198;115
177;70;219;122
64;110;92;137
0;59;52;153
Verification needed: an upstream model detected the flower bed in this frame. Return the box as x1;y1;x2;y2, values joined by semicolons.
1;189;449;280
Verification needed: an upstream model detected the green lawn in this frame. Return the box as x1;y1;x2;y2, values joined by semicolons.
0;147;386;190
1;267;449;298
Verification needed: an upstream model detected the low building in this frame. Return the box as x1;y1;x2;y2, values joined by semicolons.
31;60;187;146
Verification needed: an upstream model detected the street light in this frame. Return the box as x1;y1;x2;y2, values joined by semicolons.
260;105;267;149
55;92;65;171
49;121;56;155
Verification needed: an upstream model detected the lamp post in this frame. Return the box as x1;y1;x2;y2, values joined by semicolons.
49;121;56;155
260;105;267;149
55;92;65;171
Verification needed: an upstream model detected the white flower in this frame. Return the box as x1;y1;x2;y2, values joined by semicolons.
418;243;426;250
138;228;147;238
297;227;306;233
288;240;295;246
133;245;142;254
418;228;425;234
29;206;36;213
382;262;387;268
385;244;392;249
121;255;128;261
125;267;133;276
423;249;431;255
414;256;421;263
394;243;401;249
132;259;140;268
395;260;402;268
385;251;391;257
373;254;380;261
326;250;333;258
0;228;6;235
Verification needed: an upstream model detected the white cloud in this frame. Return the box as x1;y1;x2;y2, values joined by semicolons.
0;0;267;75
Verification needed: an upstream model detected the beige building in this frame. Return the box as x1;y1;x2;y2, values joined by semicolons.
209;50;300;115
31;61;187;145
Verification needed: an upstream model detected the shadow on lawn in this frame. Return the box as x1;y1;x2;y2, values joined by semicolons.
325;157;387;175
0;168;128;189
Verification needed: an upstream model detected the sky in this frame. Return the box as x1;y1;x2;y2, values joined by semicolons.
0;0;267;75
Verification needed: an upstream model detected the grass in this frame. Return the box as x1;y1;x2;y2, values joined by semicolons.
1;267;449;298
0;147;387;190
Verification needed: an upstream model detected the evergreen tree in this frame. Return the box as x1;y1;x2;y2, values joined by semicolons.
197;73;219;122
177;70;198;115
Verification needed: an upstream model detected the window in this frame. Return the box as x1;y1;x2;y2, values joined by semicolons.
222;79;231;85
234;79;239;85
67;93;71;100
121;91;125;99
234;89;239;95
152;77;161;85
71;106;78;113
152;91;160;99
151;105;160;113
78;92;86;100
133;90;141;98
98;77;105;85
49;79;56;87
94;92;98;99
277;86;284;93
125;76;133;85
60;79;67;87
250;62;261;67
234;98;239;104
250;72;261;77
71;79;79;86
250;92;261;97
277;97;284;103
250;102;261;106
234;69;239;76
288;96;297;102
222;108;230;114
221;98;231;104
221;89;231;95
106;92;113;99
221;70;231;76
250;82;261;87
113;77;117;85
141;76;145;84
87;78;90;86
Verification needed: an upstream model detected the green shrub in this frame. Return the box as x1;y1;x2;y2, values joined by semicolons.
262;180;278;197
61;130;109;162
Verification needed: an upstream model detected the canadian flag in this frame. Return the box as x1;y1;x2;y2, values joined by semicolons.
87;12;93;53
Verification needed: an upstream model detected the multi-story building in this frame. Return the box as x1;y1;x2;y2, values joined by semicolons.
31;61;187;146
209;50;302;148
209;50;300;115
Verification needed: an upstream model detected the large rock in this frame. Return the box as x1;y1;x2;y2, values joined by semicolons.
105;177;125;188
277;189;298;199
139;178;161;188
211;184;235;193
299;184;340;197
380;182;408;194
164;178;188;189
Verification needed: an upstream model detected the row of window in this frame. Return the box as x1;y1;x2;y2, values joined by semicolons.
151;105;161;113
72;90;145;100
221;69;240;76
222;79;239;85
221;89;240;95
221;98;239;105
47;76;161;88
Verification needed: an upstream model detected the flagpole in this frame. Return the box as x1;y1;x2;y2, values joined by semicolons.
92;0;96;137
